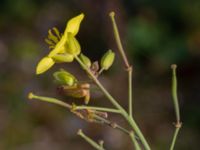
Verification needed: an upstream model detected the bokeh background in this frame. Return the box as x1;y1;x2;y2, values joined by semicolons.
0;0;200;149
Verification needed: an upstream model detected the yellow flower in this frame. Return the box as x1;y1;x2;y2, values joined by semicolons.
36;13;84;75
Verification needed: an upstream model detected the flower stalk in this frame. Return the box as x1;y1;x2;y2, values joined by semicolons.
130;131;142;150
75;56;151;150
109;12;130;68
109;11;150;150
28;92;71;109
77;129;105;150
109;12;133;118
75;106;121;114
170;64;182;150
28;93;131;136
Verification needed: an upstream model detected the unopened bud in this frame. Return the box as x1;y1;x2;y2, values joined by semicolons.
53;69;77;86
80;53;91;68
100;50;115;70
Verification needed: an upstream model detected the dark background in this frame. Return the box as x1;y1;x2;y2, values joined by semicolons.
0;0;200;149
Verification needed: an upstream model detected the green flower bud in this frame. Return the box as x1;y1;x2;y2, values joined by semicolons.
80;53;91;68
100;50;115;70
67;33;81;56
53;69;77;86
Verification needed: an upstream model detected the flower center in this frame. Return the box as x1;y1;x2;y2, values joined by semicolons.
45;27;62;49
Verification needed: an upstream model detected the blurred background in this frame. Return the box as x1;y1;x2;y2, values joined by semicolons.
0;0;200;149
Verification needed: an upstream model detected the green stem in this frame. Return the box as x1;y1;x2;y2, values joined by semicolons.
126;116;150;150
93;114;130;135
109;11;150;149
109;11;130;68
77;129;105;150
109;12;133;117
170;124;181;150
128;67;133;117
75;56;125;113
98;68;104;75
171;64;180;123
130;131;142;150
28;92;71;109
170;64;182;150
76;106;121;114
75;56;151;150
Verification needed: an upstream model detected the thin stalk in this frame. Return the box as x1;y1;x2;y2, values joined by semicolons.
130;131;142;150
109;12;133;117
28;92;71;109
170;64;182;150
170;124;181;150
171;64;180;123
109;11;150;149
75;56;125;113
98;68;104;75
128;67;133;117
127;116;150;150
109;12;130;68
75;56;151;150
76;106;121;114
93;114;130;135
77;129;105;150
29;93;133;136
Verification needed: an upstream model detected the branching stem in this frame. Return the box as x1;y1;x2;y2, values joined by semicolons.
28;92;71;109
76;106;121;114
130;131;142;150
109;12;133;118
170;123;182;150
77;129;105;150
93;114;130;135
75;56;151;150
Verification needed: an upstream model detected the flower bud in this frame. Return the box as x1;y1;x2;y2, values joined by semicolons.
100;50;115;70
53;69;77;86
80;53;91;68
36;57;55;75
67;33;81;56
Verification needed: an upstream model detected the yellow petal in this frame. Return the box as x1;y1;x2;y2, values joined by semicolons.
52;53;74;63
64;13;84;37
67;33;81;55
36;57;55;74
